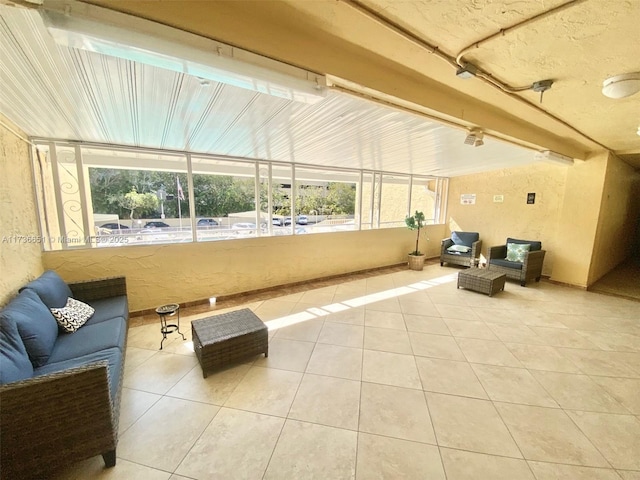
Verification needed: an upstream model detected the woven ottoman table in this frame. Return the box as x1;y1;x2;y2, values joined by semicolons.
457;268;506;297
191;308;268;378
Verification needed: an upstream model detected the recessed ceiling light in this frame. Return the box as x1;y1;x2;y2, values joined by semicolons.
602;72;640;99
637;125;640;136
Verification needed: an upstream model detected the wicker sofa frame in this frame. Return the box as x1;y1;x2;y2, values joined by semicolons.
0;276;128;480
440;237;482;268
487;245;546;286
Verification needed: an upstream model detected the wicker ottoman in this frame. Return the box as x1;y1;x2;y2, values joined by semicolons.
191;308;268;378
457;269;506;297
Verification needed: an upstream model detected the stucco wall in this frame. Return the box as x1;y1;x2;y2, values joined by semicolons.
446;162;567;276
588;153;640;284
43;224;444;312
0;115;43;306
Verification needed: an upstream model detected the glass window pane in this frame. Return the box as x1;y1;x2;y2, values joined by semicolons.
380;174;410;228
410;176;438;225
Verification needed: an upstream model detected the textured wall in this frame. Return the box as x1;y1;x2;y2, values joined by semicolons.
43;224;444;312
551;152;608;287
0;115;43;306
588;154;640;284
446;162;567;276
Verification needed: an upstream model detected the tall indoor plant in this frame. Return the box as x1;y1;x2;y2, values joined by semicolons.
405;210;426;270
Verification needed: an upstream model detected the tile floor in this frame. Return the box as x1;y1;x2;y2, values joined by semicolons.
53;264;640;479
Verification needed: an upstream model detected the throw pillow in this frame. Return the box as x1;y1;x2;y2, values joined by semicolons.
506;242;530;263
50;298;95;333
447;244;472;253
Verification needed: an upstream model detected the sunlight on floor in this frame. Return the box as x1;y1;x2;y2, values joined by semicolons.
265;272;458;331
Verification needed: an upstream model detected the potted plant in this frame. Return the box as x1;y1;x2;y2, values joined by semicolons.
405;210;426;271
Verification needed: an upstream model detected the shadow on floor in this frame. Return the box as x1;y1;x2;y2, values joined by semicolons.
588;255;640;302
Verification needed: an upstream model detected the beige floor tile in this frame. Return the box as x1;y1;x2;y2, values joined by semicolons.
435;304;480;320
618;471;640;480
253;337;314;372
224;366;302;416
364;326;412;354
175;407;283;480
356;433;445;479
272;317;324;342
504;343;582;373
305;343;363;380
324;307;365;325
288;373;361;430
363;298;402;313
557;348;640;377
527;461;624;480
440;448;535;480
415;357;488;399
428;292;467;306
124;346;159;375
486;323;545;345
495;403;608;467
52;457;172;480
408;332;466;360
590;376;640;414
555;315;607;331
363;310;406;330
529;326;600;349
531;371;628;413
118;396;219;472
566;411;640;470
167;363;251;405
123;351;198;395
403;314;451;335
518;311;571;328
426;392;522;458
400;299;440;316
127;323;172;351
576;330;640;353
362;349;422;389
252;300;296;321
443;318;498;340
456;338;522;367
317;322;364;348
359;382;436;444
264;420;357;480
471;364;558;407
472;306;522;324
118;387;162;434
299;288;336;305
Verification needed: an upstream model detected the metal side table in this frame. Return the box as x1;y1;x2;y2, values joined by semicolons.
155;303;186;349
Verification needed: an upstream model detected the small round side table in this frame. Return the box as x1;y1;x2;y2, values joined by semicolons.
155;303;186;350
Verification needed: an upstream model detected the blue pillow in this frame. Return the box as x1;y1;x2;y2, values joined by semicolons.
0;314;35;384
1;289;59;367
20;270;72;309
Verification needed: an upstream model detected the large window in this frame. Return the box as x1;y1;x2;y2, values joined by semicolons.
31;142;447;250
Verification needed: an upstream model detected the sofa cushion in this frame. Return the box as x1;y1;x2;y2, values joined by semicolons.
0;315;34;384
21;270;72;309
506;242;530;263
506;238;542;252
84;295;129;326
47;317;127;364
50;297;95;333
452;231;479;248
490;258;523;270
34;347;122;401
1;289;58;367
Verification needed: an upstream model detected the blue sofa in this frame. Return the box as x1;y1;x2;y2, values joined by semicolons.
0;270;129;479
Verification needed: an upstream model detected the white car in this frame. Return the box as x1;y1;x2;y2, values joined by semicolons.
296;215;308;225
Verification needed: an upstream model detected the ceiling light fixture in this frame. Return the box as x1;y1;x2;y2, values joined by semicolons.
464;129;484;147
534;150;574;166
39;5;327;104
456;62;478;79
602;73;640;99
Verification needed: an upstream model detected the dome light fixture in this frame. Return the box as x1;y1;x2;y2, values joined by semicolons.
602;72;640;99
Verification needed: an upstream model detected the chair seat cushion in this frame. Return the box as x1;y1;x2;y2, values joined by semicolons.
490;259;523;270
47;317;127;364
84;296;129;326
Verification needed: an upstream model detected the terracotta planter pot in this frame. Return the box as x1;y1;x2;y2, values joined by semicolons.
408;254;425;271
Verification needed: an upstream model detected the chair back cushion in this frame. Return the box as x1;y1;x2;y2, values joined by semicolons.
0;315;34;384
20;270;72;309
452;231;479;248
506;238;542;252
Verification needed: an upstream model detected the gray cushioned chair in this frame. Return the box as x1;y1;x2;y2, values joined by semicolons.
440;231;482;268
488;237;546;286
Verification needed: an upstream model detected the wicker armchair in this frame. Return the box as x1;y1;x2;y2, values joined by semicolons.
488;238;546;286
440;231;482;268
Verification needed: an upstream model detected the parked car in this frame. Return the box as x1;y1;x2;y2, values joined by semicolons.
272;218;283;226
284;217;292;226
197;218;219;227
100;223;129;230
144;221;170;228
296;215;308;225
232;223;256;230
